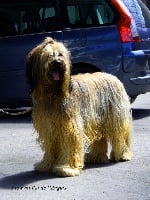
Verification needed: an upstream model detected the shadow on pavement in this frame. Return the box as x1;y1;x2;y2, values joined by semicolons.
132;108;150;120
0;162;117;190
0;171;56;190
0;113;32;123
84;162;118;170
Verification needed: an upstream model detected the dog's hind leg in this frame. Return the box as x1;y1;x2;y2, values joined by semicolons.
85;137;109;164
110;127;132;162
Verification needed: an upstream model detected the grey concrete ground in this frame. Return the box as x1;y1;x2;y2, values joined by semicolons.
0;93;150;200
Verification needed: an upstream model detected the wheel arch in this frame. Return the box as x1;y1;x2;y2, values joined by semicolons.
71;62;101;75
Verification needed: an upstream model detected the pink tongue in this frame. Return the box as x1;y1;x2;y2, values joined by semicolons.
52;71;60;80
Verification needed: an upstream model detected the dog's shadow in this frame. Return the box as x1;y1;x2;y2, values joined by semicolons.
0;171;56;190
0;163;116;190
85;162;116;170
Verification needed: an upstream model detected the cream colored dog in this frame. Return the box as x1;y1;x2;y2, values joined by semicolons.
26;37;132;177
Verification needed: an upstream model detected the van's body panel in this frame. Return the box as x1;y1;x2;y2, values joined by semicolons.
0;0;150;108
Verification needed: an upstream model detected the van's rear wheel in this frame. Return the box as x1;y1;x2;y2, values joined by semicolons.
71;64;100;75
130;96;137;104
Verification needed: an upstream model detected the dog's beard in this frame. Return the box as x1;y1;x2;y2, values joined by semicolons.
46;61;67;93
48;65;65;82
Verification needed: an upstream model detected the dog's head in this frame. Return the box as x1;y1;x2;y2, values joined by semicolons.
26;37;71;92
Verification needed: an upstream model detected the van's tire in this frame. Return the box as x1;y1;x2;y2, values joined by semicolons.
130;96;137;104
71;65;99;75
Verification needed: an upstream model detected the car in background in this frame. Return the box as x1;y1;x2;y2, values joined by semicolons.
0;0;150;110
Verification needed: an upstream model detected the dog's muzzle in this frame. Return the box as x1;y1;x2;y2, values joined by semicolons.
49;59;66;81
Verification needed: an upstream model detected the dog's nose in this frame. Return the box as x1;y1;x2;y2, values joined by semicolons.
52;60;63;68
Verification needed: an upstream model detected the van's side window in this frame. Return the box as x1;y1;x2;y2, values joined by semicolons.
0;0;57;37
64;0;116;29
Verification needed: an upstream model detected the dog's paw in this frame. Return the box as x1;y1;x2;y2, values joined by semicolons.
53;166;81;177
121;151;133;161
110;150;133;162
34;160;51;172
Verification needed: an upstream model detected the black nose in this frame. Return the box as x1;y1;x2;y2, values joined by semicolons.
52;60;63;68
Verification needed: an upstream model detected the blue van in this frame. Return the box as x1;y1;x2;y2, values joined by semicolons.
0;0;150;109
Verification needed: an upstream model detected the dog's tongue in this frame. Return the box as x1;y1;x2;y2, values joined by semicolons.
52;71;60;81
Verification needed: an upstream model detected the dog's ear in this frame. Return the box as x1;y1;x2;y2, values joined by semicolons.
26;37;55;93
26;47;39;93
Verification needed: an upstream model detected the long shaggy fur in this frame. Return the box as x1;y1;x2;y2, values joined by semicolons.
26;37;132;177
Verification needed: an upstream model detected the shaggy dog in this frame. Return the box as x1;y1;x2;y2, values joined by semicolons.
26;37;132;177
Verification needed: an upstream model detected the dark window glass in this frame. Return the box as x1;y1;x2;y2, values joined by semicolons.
63;0;116;29
0;0;58;37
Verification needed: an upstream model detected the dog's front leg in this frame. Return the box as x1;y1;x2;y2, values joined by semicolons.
34;148;55;173
53;129;84;177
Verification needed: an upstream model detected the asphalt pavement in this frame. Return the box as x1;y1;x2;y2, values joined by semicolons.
0;93;150;200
